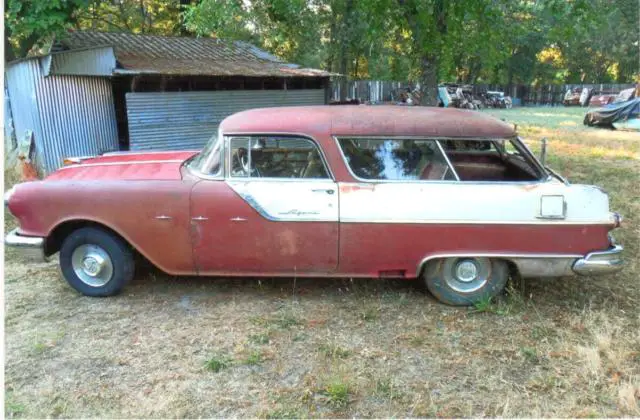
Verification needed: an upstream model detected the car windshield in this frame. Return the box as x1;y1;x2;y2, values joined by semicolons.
188;132;222;175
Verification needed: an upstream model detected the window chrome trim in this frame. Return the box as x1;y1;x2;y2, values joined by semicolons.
224;132;335;181
333;135;554;185
515;135;551;180
188;126;225;180
435;140;460;181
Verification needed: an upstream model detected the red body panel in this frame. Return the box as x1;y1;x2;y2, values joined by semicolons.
10;180;196;274
338;223;611;277
190;180;339;275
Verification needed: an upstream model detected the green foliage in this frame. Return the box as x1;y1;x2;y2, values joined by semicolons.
6;0;638;89
5;0;89;59
204;354;232;372
323;380;351;408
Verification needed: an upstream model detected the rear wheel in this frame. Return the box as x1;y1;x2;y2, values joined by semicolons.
60;227;134;296
423;257;508;306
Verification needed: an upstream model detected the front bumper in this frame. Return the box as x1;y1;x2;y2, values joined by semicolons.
4;228;48;262
572;245;623;276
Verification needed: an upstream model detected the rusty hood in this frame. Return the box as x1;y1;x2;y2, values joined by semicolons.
45;151;198;181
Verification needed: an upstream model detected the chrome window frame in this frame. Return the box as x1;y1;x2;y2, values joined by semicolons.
224;132;336;182
334;135;553;185
185;126;225;180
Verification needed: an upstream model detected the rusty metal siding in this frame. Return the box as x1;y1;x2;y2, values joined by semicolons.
126;89;325;151
37;75;119;171
48;47;116;76
5;60;48;168
5;57;119;173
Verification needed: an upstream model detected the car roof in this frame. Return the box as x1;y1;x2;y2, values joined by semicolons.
220;105;516;138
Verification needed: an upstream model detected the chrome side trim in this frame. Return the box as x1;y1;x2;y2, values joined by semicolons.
340;218;615;225
4;228;48;262
102;150;199;157
225;180;339;222
573;245;624;276
191;216;209;221
57;159;184;170
416;252;583;278
154;215;173;220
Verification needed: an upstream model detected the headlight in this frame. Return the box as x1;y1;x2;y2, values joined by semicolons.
4;185;16;208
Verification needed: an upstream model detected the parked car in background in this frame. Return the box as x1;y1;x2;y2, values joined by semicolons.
5;106;624;306
482;91;512;109
589;91;616;107
563;88;583;106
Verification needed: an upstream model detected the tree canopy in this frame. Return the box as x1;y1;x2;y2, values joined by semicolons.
5;0;639;98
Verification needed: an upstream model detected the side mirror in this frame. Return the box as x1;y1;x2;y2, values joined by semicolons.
540;137;548;166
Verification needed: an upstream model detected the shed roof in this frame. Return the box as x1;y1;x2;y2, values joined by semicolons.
54;31;332;78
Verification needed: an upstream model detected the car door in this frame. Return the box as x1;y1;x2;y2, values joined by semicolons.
190;135;339;275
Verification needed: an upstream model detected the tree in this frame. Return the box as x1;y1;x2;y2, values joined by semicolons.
5;0;89;60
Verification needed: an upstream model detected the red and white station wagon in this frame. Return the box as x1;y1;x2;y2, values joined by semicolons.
5;106;624;305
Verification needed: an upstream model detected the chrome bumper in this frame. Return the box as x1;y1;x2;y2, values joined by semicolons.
4;228;48;262
572;245;623;276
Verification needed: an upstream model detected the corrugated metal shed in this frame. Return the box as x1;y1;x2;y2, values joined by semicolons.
55;31;333;77
45;46;116;76
5;57;119;172
126;90;325;151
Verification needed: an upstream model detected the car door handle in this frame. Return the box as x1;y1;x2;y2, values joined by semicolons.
191;216;209;221
311;189;335;195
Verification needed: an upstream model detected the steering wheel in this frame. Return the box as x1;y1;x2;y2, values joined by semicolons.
232;147;260;177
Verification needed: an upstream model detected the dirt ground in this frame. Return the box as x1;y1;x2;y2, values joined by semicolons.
4;106;640;418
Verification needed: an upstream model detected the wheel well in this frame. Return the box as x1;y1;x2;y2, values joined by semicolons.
417;256;521;279
45;220;132;257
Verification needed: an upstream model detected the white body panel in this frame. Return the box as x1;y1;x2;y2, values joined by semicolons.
338;180;613;224
227;180;339;222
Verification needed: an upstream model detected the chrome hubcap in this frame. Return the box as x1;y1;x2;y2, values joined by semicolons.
443;257;491;293
71;244;113;287
455;260;478;282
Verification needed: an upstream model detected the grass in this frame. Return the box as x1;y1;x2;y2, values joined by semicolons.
3;107;639;417
204;354;233;372
318;342;351;359
323;380;352;408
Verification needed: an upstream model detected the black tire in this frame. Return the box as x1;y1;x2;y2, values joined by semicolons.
423;257;509;306
59;227;135;297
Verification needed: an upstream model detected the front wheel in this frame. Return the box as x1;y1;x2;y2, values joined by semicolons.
423;257;509;306
60;227;135;296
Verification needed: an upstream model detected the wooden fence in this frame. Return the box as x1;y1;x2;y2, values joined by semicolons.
330;80;636;106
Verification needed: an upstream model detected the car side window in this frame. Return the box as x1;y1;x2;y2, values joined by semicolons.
337;138;456;181
229;136;330;179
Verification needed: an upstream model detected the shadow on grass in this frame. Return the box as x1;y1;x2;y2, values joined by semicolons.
128;263;425;302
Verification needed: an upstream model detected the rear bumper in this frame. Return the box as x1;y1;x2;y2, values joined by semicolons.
4;228;48;262
572;245;623;276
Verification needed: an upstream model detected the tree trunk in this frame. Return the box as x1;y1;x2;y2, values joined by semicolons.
419;54;439;106
337;0;354;101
